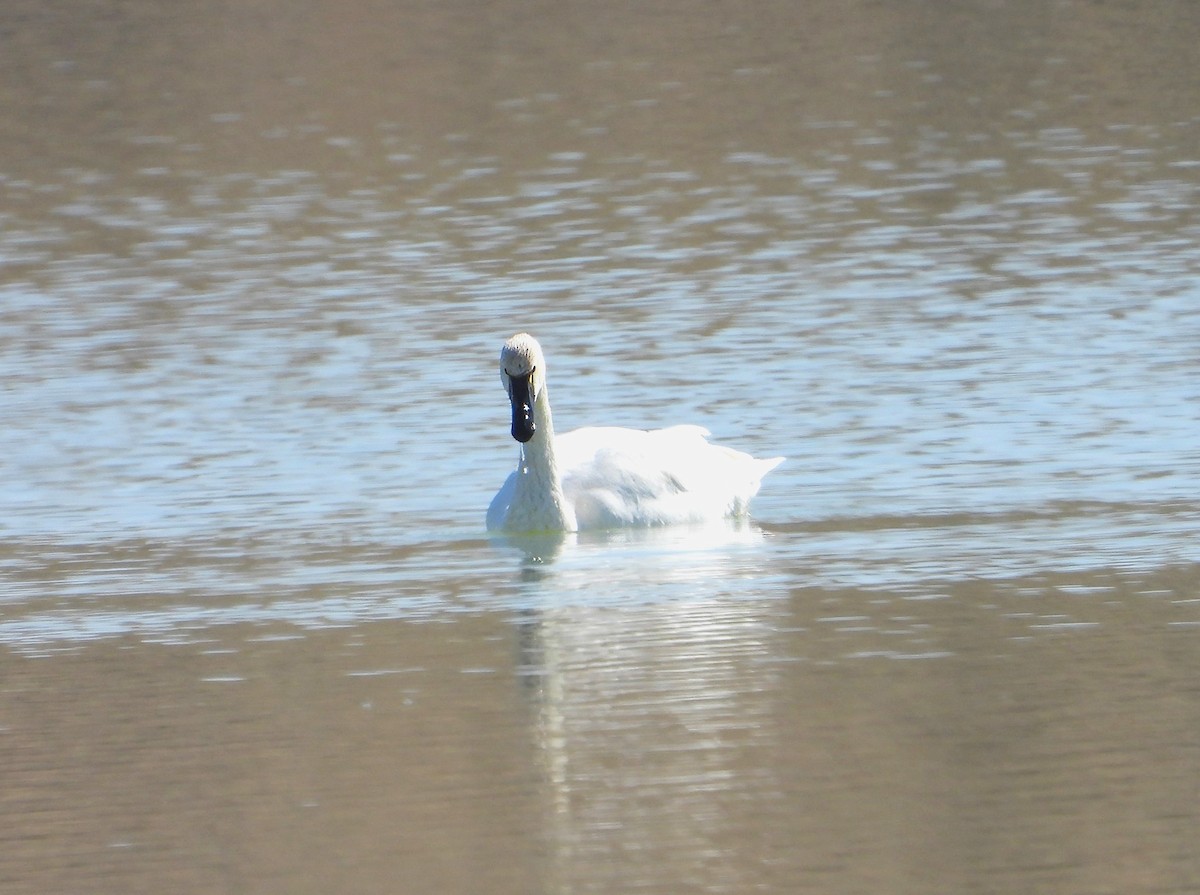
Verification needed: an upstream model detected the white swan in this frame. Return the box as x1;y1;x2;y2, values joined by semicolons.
487;333;784;532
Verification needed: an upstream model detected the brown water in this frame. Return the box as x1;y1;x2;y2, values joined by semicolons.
2;1;1199;892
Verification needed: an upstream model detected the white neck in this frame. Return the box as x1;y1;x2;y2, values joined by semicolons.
506;386;577;531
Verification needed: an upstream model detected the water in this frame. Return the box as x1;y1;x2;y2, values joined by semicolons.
2;1;1199;892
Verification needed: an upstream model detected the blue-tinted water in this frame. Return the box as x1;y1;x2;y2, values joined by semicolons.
1;1;1198;892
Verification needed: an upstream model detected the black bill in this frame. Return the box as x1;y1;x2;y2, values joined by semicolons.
509;372;536;443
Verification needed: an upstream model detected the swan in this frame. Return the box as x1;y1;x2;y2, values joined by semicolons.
487;333;784;532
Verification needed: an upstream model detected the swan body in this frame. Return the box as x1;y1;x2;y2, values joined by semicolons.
487;333;784;532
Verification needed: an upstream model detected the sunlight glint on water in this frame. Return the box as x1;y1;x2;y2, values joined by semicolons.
1;1;1198;892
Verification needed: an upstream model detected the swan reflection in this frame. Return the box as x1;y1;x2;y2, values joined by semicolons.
508;524;782;889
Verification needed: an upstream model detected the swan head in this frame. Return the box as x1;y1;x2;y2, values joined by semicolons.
499;333;547;444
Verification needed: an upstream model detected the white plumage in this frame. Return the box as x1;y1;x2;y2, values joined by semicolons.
487;333;783;532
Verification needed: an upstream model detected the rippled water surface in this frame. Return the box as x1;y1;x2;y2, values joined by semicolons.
2;1;1199;892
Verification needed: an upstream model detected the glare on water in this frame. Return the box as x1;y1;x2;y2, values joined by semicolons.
1;0;1199;892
